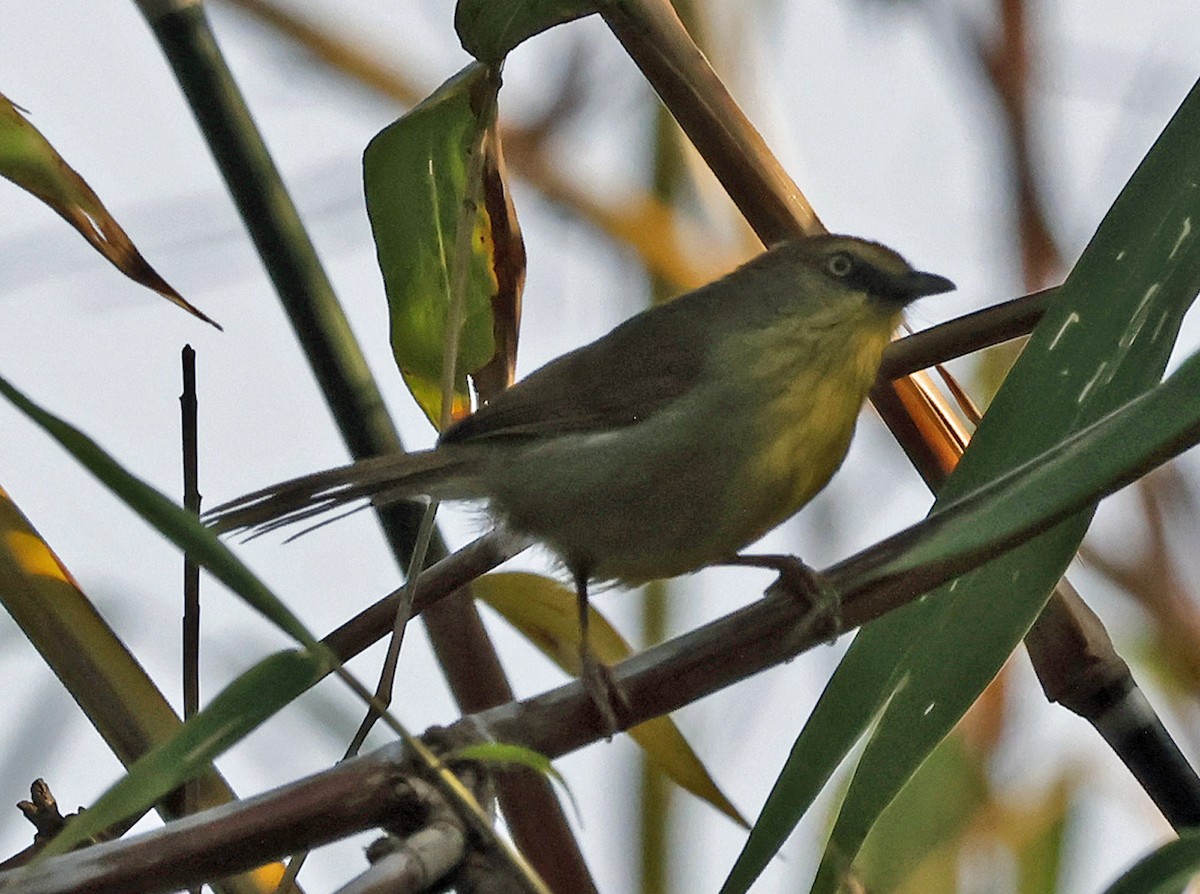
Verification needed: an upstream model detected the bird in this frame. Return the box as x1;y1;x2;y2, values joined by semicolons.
208;233;954;728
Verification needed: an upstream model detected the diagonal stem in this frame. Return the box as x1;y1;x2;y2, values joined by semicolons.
136;3;592;889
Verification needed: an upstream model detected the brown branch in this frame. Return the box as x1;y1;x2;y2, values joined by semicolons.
598;0;822;244
0;741;529;894
880;287;1056;381
972;0;1063;289
0;745;414;894
14;385;1200;892
215;0;1198;856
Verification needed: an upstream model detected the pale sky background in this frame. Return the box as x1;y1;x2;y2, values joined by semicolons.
1;2;1199;892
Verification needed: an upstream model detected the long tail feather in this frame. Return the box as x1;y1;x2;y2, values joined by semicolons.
205;445;483;536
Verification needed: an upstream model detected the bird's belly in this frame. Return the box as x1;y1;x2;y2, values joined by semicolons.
487;426;736;583
486;395;858;585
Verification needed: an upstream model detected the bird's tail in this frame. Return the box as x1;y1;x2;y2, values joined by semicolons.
205;445;485;537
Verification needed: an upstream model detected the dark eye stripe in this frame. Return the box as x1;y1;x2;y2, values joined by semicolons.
825;254;911;302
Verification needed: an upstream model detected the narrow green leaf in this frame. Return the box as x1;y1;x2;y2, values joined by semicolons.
722;75;1200;894
1100;830;1200;894
363;63;524;427
453;741;558;777
41;650;331;858
0;369;320;651
455;0;596;64
451;742;582;821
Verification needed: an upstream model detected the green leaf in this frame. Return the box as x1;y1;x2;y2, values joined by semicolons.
841;346;1200;592
363;63;524;427
812;69;1200;893
1101;830;1200;894
451;742;582;821
455;0;597;64
0;369;320;651
41;650;331;858
855;733;986;892
722;75;1200;894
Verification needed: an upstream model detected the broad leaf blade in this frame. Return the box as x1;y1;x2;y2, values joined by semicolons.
854;733;987;893
363;64;524;427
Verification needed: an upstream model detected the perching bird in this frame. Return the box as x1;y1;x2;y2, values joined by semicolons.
209;234;953;726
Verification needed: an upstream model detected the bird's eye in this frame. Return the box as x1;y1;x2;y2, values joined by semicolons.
826;252;854;278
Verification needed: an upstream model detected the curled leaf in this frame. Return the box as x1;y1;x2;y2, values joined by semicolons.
364;64;525;428
451;742;582;822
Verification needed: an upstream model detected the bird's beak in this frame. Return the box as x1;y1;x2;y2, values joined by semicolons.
904;271;957;299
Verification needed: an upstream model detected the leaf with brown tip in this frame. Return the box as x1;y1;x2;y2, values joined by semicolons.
0;92;220;329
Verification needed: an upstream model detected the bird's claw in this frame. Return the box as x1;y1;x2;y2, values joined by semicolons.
580;648;631;739
766;558;842;644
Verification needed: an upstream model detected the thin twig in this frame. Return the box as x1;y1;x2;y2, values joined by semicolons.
180;346;201;894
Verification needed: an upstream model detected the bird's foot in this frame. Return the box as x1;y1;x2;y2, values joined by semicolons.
724;553;842;644
580;647;632;739
573;568;632;738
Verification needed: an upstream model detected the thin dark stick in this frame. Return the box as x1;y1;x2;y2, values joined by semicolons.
180;345;201;858
181;347;200;724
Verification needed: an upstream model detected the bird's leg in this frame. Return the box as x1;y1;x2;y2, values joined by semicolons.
723;554;842;643
574;568;630;737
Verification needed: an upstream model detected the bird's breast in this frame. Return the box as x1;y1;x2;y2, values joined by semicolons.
726;319;895;537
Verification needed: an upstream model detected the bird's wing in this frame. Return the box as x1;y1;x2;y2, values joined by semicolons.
442;306;709;445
